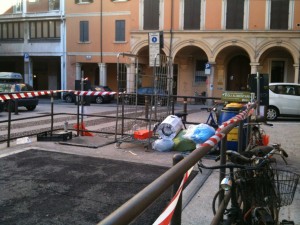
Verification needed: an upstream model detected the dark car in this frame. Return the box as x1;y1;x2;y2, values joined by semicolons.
0;83;39;111
63;85;115;104
121;87;168;106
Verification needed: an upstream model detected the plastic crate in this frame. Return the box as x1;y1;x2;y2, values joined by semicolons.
37;131;73;142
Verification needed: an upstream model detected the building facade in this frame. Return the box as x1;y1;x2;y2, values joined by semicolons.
0;0;65;91
1;0;300;99
66;0;300;98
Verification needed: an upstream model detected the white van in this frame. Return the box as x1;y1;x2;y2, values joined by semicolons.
267;83;300;120
0;72;38;111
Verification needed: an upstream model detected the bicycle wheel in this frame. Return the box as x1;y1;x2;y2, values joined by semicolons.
252;207;277;225
246;126;263;151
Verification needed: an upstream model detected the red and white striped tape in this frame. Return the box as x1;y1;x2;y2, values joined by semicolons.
73;91;116;96
153;167;194;225
0;90;59;101
0;90;116;101
153;102;256;224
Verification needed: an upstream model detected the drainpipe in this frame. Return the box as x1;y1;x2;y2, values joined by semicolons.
169;0;174;96
169;0;174;58
100;0;103;63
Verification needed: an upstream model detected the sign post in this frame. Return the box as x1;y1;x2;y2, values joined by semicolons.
149;32;160;67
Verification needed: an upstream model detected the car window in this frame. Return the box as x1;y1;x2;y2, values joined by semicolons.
103;86;112;91
270;84;300;96
0;83;13;92
94;86;104;91
0;83;34;92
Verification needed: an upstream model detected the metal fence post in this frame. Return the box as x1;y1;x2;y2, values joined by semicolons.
170;154;184;225
50;93;54;135
14;99;18;115
7;99;12;147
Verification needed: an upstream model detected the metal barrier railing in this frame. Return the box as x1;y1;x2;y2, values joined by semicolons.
98;102;256;225
1;93;255;225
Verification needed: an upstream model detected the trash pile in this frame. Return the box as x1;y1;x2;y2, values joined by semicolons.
152;115;215;152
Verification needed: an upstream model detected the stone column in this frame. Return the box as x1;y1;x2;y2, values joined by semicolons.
75;63;81;80
293;64;299;83
127;62;136;92
98;63;107;86
250;62;260;74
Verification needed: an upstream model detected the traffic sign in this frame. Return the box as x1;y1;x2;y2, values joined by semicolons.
205;63;211;75
24;53;30;62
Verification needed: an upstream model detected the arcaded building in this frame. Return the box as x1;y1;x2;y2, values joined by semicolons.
1;0;299;98
65;0;300;98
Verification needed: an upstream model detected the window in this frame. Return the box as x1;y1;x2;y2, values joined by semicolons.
13;0;23;13
49;0;60;11
226;0;244;29
75;0;93;4
270;0;289;29
0;22;24;40
194;60;207;84
80;21;89;42
29;20;60;40
184;0;201;30
143;0;159;30
115;20;125;42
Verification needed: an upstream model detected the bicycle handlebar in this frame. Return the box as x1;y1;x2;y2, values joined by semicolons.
203;143;288;170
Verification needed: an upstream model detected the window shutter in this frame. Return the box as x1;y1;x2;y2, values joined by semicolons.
226;0;244;29
184;0;201;30
270;0;289;29
143;0;159;30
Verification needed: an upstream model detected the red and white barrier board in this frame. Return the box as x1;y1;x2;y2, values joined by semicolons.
0;90;116;101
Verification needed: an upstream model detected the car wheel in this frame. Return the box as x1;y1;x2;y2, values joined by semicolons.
95;96;104;104
65;95;73;103
267;106;279;121
5;102;15;112
26;105;36;111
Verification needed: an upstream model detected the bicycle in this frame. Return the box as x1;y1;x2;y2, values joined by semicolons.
205;101;224;129
198;144;299;225
244;116;273;151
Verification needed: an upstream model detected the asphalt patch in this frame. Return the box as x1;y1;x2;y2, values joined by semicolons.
0;149;175;225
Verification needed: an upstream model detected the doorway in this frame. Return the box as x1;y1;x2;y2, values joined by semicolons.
226;55;250;91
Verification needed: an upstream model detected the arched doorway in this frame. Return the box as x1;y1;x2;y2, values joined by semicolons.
226;55;250;91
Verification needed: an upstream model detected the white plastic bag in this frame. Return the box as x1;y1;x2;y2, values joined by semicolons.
152;139;174;152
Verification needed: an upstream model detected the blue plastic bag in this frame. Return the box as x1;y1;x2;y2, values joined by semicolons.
183;124;215;144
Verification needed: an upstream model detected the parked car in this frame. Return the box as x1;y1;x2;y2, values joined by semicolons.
63;85;115;104
120;87;168;106
0;83;39;111
267;83;300;120
0;100;4;113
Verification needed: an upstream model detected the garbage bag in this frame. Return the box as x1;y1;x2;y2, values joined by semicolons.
173;130;196;152
152;139;174;152
183;123;215;144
